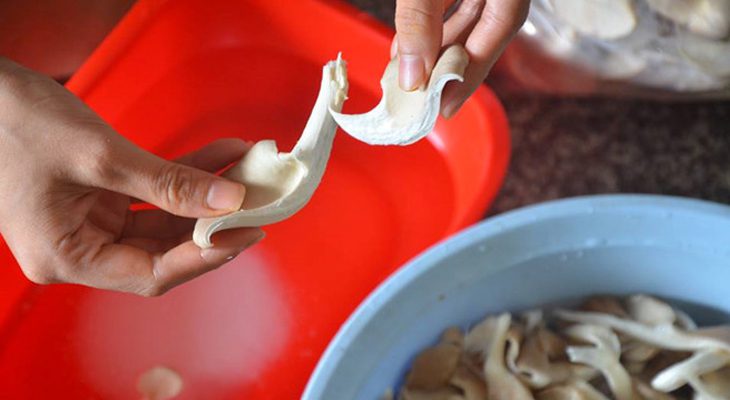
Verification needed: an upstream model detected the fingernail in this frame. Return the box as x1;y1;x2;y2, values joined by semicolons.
200;246;245;264
399;55;425;91
207;180;245;211
250;229;266;246
441;101;460;119
199;230;265;263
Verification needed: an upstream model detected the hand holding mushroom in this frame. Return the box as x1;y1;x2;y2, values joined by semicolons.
0;57;263;296
392;0;530;118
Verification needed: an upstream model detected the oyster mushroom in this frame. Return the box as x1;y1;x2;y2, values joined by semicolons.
399;387;463;400
536;380;609;400
564;324;635;400
464;315;499;355
701;366;730;399
548;0;637;40
646;0;730;39
678;32;730;78
330;45;468;146
633;379;677;400
192;55;348;248
404;339;462;390
512;327;597;389
621;295;676;371
555;309;730;352
449;364;488;400
625;295;677;327
580;296;629;318
522;309;545;332
651;349;730;398
483;313;534;400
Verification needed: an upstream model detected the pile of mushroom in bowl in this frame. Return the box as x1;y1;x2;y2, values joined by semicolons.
302;195;730;400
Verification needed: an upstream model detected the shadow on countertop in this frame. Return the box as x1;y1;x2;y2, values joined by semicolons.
346;0;730;215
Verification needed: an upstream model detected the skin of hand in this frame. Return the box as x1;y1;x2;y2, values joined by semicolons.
0;57;264;296
393;0;530;118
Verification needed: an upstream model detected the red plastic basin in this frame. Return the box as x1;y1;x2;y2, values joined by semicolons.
0;0;509;398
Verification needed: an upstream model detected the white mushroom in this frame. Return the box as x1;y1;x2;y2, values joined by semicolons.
651;349;730;398
399;387;463;400
404;340;462;390
137;366;183;400
484;313;535;400
464;316;499;355
536;380;610;400
626;295;677;327
548;0;637;40
449;364;488;400
633;378;677;400
646;0;730;39
330;45;468;146
522;310;545;333
192;55;348;248
555;309;730;352
564;324;635;400
700;366;730;399
512;327;597;389
678;32;730;78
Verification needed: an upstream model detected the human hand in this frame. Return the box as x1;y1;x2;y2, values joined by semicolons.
393;0;530;117
0;58;263;296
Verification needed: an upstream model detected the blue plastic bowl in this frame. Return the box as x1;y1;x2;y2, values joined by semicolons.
303;195;730;399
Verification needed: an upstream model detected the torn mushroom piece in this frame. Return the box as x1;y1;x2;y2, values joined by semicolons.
646;0;730;40
651;349;730;398
555;309;730;353
484;313;535;400
192;55;348;248
330;45;468;146
536;380;610;400
514;328;598;390
564;324;635;400
404;336;462;391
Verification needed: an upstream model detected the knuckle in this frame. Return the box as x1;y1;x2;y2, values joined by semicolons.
138;283;169;297
157;164;197;208
480;2;528;35
81;137;120;184
455;0;484;19
396;2;440;34
21;263;56;285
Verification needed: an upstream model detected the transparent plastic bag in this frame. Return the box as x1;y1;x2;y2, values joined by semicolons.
500;0;730;98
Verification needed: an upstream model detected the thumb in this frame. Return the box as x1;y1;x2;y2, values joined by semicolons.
395;0;444;91
89;140;245;218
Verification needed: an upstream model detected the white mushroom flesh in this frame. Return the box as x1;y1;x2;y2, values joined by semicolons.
330;45;468;146
393;295;730;399
646;0;730;39
564;324;635;400
548;0;637;40
192;55;348;248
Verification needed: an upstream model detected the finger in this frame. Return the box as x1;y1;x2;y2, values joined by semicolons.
441;0;529;118
86;138;246;219
122;209;195;239
443;0;485;46
174;138;250;172
395;0;444;90
81;228;264;295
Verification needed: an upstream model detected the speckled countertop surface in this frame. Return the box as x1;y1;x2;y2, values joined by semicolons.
347;0;730;215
